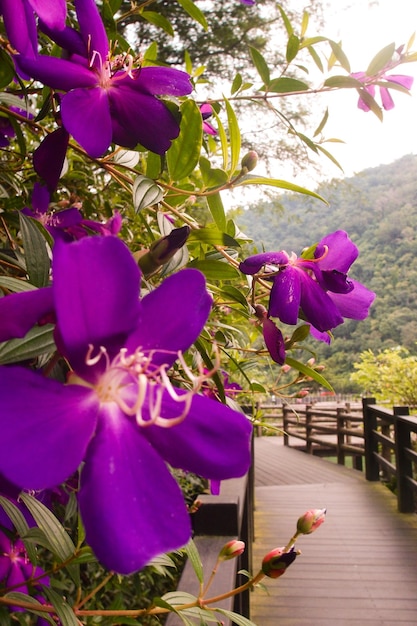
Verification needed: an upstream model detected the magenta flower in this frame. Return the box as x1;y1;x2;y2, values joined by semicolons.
351;71;413;111
0;529;49;599
240;230;375;335
200;103;217;135
0;236;252;574
14;0;193;157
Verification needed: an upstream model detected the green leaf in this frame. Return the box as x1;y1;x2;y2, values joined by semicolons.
19;212;50;288
224;97;241;174
19;493;79;584
199;157;228;189
219;285;249;310
184;539;204;584
0;324;55;365
267;77;309;93
323;75;362;89
286;324;311;347
277;5;293;36
42;587;79;626
187;259;240;281
3;593;55;624
366;42;395;76
315;144;344;172
188;228;240;247
250;381;267;393
313;108;329;137
328;40;351;73
141;11;174;35
231;72;243;94
249;46;270;86
132;175;164;212
235;175;328;203
285;356;334;391
216;608;259;626
307;44;324;72
167;99;202;181
0;49;15;89
286;34;300;63
356;88;383;121
206;192;227;232
0;276;37;292
0;496;37;563
211;107;229;170
176;0;208;30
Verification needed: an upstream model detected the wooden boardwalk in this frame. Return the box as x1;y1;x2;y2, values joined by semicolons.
250;437;417;625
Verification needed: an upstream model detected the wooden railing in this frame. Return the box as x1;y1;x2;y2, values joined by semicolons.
362;397;417;513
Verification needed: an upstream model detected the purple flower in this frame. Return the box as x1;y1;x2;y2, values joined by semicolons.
240;230;375;335
352;70;413;111
200;103;217;136
14;0;193;157
254;305;286;365
240;0;256;5
22;183;122;241
0;0;66;57
0;529;49;601
0;236;252;574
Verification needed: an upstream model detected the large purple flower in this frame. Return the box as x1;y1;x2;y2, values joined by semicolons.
14;0;193;157
0;236;252;574
239;230;375;334
0;529;49;601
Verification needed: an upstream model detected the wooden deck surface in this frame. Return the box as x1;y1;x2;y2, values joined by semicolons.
250;437;417;625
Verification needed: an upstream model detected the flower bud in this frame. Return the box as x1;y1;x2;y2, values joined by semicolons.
261;546;298;578
136;226;191;276
218;540;245;561
241;150;258;172
296;508;326;535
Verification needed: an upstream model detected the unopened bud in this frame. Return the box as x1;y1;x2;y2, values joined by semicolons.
261;546;298;579
241;150;258;173
296;508;326;535
218;540;245;561
136;226;191;276
254;304;268;320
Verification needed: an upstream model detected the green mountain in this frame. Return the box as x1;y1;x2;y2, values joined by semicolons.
232;154;417;391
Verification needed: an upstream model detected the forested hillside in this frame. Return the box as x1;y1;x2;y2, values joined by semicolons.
232;154;417;390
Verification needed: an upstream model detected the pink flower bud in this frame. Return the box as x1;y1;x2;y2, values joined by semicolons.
241;150;258;172
261;546;297;578
218;540;245;561
296;508;326;535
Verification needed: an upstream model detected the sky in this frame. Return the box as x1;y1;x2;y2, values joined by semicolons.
320;0;417;181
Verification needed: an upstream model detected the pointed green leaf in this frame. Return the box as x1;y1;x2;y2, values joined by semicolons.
176;0;208;30
235;175;327;203
285;356;334;390
249;46;270;86
199;157;228;188
188;228;240;247
0;324;55;365
324;75;361;89
328;40;351;73
231;72;243;94
356;88;383;121
307;44;324;72
224;97;241;174
219;285;249;310
19;212;50;288
206;192;227;232
0;276;37;292
132;175;164;212
187;259;240;281
267;77;309;93
0;49;15;89
300;10;309;37
286;34;300;63
167;99;202;181
42;587;79;626
277;5;293;36
313;108;329;137
184;539;204;584
3;593;54;624
141;11;174;36
216;608;259;626
315;144;344;172
366;42;395;76
211;107;229;170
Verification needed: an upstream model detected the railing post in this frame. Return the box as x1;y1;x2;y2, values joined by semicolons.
283;405;289;446
336;407;345;466
362;397;379;481
393;406;414;513
306;404;313;454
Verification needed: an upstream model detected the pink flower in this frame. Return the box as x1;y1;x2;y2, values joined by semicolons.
296;508;326;534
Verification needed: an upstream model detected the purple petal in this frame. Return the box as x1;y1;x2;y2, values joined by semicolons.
33;127;69;192
262;317;285;364
79;407;191;574
320;270;354;294
315;231;358;273
239;251;289;275
28;0;66;30
124;67;192;97
268;267;301;324
309;325;331;344
0;287;53;342
385;74;414;90
126;269;212;368
299;271;344;331
15;55;97;91
108;85;181;154
145;391;252;481
61;87;112;157
31;182;50;214
0;0;37;57
328;280;375;320
379;86;394;110
0;367;98;490
53;237;141;379
38;23;86;57
74;0;109;64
